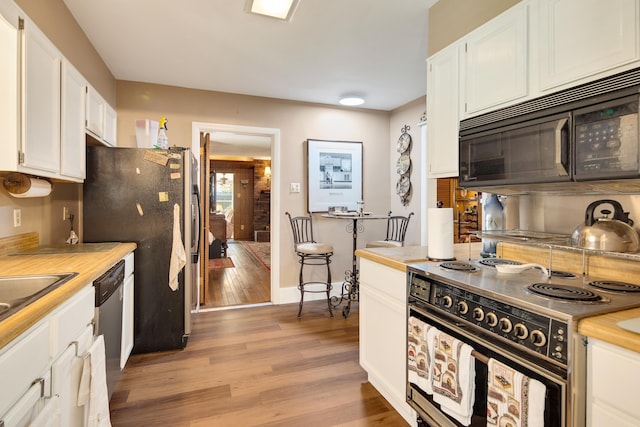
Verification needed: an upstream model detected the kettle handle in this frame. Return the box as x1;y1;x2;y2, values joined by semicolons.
585;199;627;226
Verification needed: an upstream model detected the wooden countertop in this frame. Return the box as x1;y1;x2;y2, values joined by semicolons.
579;308;640;354
355;242;482;271
0;242;136;349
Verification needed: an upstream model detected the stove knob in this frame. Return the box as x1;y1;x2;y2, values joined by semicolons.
457;301;469;314
514;323;529;340
473;308;484;321
499;318;513;333
486;312;498;327
531;330;547;347
442;295;453;308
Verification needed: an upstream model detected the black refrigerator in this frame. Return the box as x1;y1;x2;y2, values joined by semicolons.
84;146;200;353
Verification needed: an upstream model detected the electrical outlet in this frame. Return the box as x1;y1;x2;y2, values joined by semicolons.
63;206;69;221
13;209;21;227
290;182;301;193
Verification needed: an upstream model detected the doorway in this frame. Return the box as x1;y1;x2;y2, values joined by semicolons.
192;122;281;310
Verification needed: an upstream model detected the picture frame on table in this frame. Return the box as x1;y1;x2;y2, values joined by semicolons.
306;139;363;213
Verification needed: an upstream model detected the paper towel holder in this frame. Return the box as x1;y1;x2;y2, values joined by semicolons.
2;172;52;198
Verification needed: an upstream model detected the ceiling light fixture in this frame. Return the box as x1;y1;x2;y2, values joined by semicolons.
339;96;365;106
246;0;300;21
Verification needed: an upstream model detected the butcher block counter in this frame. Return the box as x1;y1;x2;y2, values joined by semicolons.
355;242;482;271
0;238;136;349
579;308;640;354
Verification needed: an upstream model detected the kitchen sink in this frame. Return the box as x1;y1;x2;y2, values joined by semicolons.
0;273;78;322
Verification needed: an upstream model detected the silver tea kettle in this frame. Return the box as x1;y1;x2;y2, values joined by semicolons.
571;199;640;253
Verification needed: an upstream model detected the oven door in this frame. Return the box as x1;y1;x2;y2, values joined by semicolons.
407;301;566;427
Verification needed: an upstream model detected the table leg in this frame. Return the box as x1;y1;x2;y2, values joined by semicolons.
331;218;361;318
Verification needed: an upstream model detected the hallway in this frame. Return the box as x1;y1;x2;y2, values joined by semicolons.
206;241;271;307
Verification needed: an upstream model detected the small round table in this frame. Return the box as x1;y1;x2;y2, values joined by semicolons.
322;212;388;317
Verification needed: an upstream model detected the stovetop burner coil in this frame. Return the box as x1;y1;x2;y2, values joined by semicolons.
589;280;640;293
550;270;577;279
527;283;605;303
478;258;521;267
439;261;478;272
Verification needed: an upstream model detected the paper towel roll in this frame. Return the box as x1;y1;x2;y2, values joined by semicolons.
3;172;52;198
428;208;454;260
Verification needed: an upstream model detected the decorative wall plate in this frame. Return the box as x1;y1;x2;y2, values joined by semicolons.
396;153;411;175
397;133;411;153
396;175;410;197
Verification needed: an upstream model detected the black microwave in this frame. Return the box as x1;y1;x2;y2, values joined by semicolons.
458;69;640;188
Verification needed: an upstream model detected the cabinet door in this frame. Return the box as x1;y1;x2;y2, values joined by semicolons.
22;19;61;174
121;273;134;369
427;44;460;178
0;10;19;172
85;85;104;138
538;0;640;92
103;103;117;146
0;321;50;416
51;325;92;427
60;60;86;180
462;2;529;117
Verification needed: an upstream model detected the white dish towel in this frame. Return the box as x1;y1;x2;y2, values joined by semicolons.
487;358;546;427
77;335;112;427
169;203;186;291
28;395;61;427
431;330;475;426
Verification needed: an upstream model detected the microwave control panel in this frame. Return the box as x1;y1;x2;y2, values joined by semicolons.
575;97;639;176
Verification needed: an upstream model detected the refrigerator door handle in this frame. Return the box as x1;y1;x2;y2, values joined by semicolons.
192;187;201;263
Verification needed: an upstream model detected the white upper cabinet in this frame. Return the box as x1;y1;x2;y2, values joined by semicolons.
86;85;117;147
22;18;61;175
60;60;87;180
462;2;529;117
0;7;18;174
427;44;460;178
537;0;640;93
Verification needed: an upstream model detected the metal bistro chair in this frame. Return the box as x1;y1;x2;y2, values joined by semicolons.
285;212;334;317
366;211;414;248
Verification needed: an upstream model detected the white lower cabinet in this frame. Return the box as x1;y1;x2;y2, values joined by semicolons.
121;251;134;369
359;258;416;426
0;284;96;426
587;338;640;426
51;325;93;427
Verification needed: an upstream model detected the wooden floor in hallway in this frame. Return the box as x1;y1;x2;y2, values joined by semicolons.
109;301;409;426
206;241;271;307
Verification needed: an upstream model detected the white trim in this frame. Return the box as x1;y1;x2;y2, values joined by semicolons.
192;122;282;305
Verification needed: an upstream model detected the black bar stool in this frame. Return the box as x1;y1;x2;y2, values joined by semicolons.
366;211;414;248
285;212;334;317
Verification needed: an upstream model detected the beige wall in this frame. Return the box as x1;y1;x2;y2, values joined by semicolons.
116;80;392;290
388;96;426;246
428;0;519;55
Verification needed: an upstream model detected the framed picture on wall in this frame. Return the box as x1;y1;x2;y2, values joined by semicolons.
306;139;363;212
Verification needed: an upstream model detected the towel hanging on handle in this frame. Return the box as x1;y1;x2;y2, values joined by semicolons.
169;203;187;291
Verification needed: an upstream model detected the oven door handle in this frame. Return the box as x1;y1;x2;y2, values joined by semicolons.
555;118;569;176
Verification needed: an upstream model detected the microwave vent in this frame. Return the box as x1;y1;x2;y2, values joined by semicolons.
460;67;640;132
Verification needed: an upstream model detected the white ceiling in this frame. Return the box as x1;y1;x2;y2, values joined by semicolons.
62;0;436;112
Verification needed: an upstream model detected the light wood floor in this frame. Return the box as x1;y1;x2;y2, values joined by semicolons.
109;301;409;426
206;241;271;307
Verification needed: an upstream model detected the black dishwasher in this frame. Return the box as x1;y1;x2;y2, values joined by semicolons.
93;259;124;400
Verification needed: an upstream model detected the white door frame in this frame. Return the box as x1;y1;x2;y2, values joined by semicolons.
192;122;281;305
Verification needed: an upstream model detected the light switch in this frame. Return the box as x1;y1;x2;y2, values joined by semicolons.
290;182;301;193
